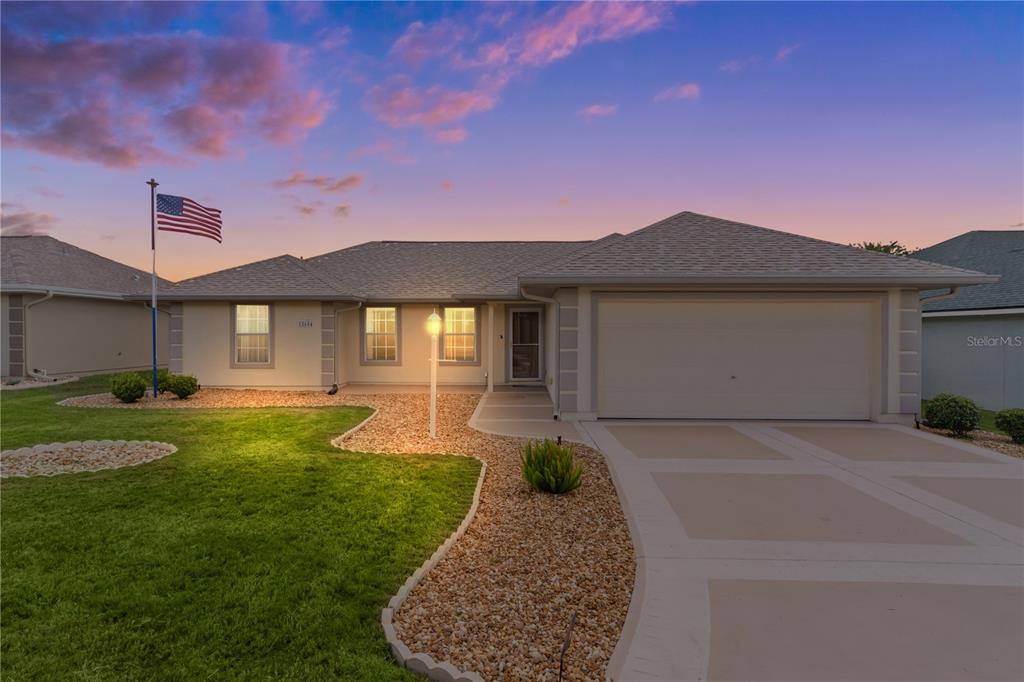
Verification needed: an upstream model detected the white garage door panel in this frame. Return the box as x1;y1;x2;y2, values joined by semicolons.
597;298;874;419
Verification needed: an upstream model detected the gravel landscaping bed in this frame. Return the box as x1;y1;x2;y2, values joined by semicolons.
1;440;176;477
922;426;1024;460
59;388;636;681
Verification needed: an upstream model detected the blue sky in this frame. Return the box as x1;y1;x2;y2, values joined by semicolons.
2;1;1021;280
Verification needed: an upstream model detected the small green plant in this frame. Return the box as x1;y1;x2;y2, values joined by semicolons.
521;438;583;494
994;408;1024;444
135;367;170;392
924;393;980;436
165;374;200;400
110;372;147;403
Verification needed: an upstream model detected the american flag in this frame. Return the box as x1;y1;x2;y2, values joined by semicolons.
156;194;222;243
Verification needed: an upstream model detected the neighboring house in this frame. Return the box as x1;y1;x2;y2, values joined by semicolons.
1;236;171;379
912;230;1023;410
145;211;995;424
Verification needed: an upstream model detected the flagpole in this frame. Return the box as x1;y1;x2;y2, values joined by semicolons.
146;178;159;399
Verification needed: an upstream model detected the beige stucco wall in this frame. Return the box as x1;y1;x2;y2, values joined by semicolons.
182;301;322;387
1;294;9;377
22;295;169;376
337;303;504;386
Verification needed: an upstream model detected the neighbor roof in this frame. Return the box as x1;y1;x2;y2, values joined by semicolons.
912;231;1023;312
1;235;171;298
520;212;998;286
151;211;997;301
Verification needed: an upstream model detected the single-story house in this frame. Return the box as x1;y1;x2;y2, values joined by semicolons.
146;212;996;424
912;230;1023;410
1;235;170;379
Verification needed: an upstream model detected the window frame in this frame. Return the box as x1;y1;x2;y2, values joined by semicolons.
440;305;481;366
360;305;402;365
229;302;274;368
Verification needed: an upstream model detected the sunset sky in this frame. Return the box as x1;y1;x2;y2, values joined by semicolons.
1;1;1021;281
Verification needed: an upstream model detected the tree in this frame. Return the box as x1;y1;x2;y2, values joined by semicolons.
849;240;912;256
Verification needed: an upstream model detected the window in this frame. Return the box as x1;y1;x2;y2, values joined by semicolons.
442;307;477;362
365;307;398;362
234;304;270;365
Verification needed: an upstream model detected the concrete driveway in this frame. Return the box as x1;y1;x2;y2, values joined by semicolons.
580;421;1024;681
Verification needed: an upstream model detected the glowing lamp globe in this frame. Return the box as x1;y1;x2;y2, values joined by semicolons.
426;312;442;337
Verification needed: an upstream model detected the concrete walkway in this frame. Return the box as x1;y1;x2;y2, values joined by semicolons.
580;421;1024;681
469;388;593;445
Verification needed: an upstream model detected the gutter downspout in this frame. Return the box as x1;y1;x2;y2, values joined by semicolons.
919;287;959;305
520;286;560;419
23;291;54;378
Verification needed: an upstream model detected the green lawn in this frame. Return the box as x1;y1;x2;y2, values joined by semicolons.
0;375;480;681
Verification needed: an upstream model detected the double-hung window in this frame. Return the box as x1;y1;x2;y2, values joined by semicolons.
442;307;477;362
365;307;398;362
234;304;271;365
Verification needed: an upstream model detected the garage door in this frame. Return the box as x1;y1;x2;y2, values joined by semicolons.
597;296;875;419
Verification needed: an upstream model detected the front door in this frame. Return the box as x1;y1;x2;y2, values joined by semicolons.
510;310;542;380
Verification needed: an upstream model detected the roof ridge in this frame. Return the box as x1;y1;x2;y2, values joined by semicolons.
286;255;357;296
679;211;992;278
172;254;298;287
522;211;691;274
472;233;625;293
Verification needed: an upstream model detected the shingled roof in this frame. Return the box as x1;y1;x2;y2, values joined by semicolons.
520;212;997;286
1;235;171;297
166;255;352;299
149;211;997;301
912;231;1023;312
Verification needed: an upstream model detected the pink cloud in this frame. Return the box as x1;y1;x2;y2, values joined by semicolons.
317;25;352;51
274;172;364;193
441;180;454;192
334;203;351;219
1;201;57;236
775;43;801;62
1;30;329;167
578;103;617;120
719;55;761;73
653;83;701;102
164;104;238;156
518;2;671;67
432;128;468;143
390;20;469;68
367;82;497;128
371;2;672;137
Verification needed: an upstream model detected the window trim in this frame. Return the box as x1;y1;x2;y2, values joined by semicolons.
360;305;402;366
229;302;275;369
439;305;482;366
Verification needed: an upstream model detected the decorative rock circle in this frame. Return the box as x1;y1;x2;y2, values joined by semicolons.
0;440;177;478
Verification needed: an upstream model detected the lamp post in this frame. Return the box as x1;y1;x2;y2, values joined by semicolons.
426;311;442;438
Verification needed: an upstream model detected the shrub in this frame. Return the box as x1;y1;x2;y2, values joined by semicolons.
135;367;170;392
110;372;147;403
994;408;1024;444
165;374;200;400
521;438;583;494
924;393;980;436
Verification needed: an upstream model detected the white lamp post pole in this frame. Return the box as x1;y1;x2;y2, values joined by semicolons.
427;311;441;439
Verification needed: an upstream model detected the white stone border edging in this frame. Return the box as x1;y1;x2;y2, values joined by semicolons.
328;408;379;447
1;376;79;391
56;392;109;407
333;413;489;682
0;440;178;478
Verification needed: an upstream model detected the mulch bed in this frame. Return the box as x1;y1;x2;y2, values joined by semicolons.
60;388;635;681
920;426;1023;460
